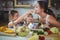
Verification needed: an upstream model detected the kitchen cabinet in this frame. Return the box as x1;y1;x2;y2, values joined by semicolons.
57;14;60;22
51;0;60;9
0;0;13;11
0;11;9;26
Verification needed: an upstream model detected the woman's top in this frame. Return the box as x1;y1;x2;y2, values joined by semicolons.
39;14;50;25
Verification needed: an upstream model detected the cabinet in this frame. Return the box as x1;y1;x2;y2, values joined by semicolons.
51;0;60;9
0;11;9;26
0;0;13;11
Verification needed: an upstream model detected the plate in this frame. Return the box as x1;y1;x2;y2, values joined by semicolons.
0;31;16;37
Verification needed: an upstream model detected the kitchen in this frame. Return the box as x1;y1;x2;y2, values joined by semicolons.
0;0;60;40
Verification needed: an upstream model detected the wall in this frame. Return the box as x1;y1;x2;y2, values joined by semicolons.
50;7;60;17
8;0;60;19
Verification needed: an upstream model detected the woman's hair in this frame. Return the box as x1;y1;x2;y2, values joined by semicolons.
10;10;18;16
38;1;56;18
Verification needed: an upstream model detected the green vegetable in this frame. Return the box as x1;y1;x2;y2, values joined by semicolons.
50;27;59;34
44;32;48;35
16;26;30;37
29;35;38;40
40;24;44;28
37;31;44;35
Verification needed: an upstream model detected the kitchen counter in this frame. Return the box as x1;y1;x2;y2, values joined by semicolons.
0;36;28;40
0;34;60;40
0;30;33;40
0;29;60;40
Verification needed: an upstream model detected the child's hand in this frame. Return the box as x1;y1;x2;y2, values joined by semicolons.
8;22;13;28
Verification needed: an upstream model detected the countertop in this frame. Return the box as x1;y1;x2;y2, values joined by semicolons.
0;36;28;40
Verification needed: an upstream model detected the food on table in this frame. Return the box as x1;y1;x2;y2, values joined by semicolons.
44;32;48;35
43;28;50;31
0;26;15;34
29;34;45;40
29;26;60;40
40;24;44;28
4;29;14;34
33;29;44;35
0;26;6;32
37;31;44;35
33;28;52;35
37;29;44;35
46;30;52;35
16;26;30;37
33;29;38;33
50;27;59;34
43;28;52;35
32;33;37;36
33;27;59;36
29;35;38;40
39;35;45;40
39;29;44;32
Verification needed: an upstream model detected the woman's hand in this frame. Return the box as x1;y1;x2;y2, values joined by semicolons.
25;10;33;15
44;24;50;28
39;17;46;24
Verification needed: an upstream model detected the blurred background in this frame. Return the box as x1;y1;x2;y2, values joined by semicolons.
0;0;60;26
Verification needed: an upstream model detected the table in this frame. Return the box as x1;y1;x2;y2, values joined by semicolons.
0;31;33;40
0;36;28;40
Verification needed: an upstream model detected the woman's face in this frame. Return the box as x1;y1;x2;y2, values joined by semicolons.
34;4;43;15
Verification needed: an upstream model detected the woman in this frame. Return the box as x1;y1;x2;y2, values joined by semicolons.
34;1;60;28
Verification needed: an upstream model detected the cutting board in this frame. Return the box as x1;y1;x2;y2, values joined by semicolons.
45;34;60;40
0;32;16;37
